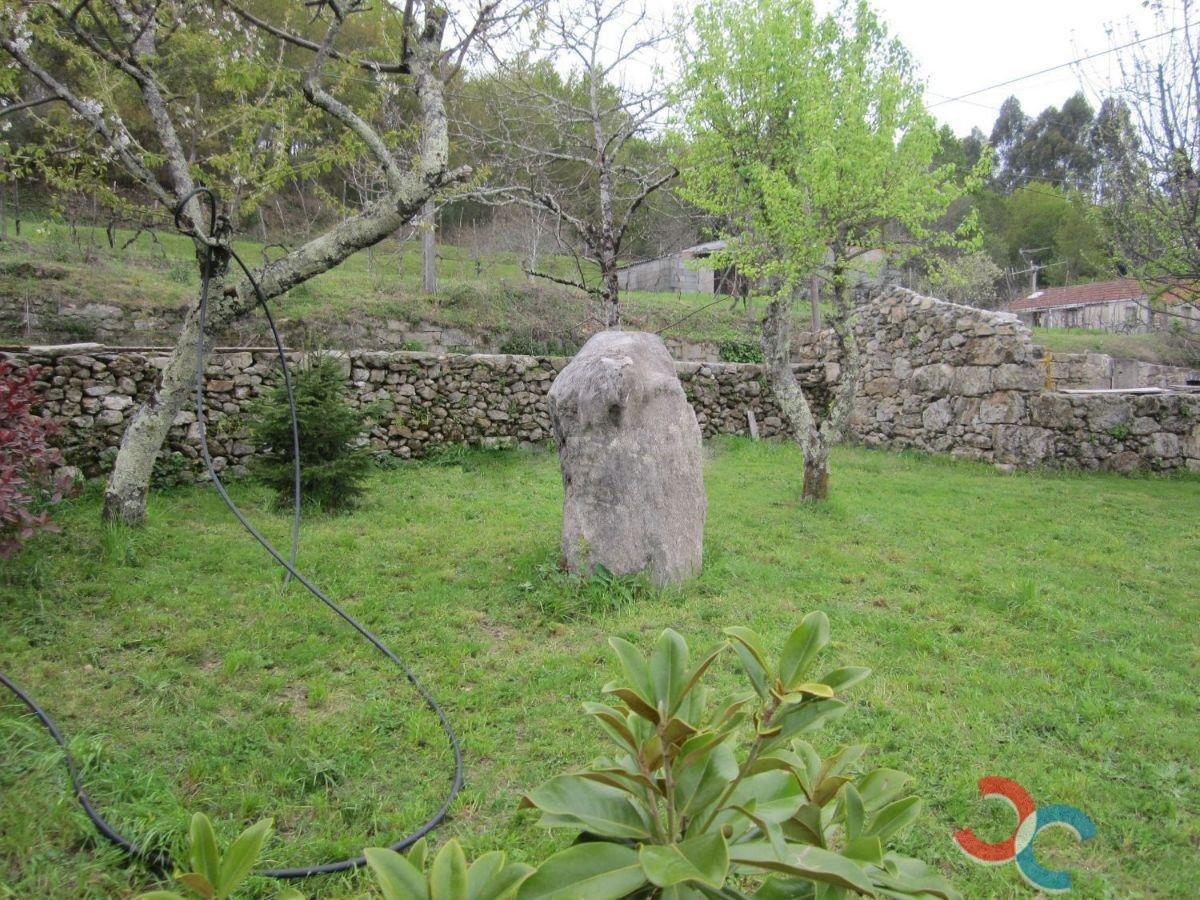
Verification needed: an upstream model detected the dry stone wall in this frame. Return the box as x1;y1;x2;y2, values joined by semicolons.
1045;351;1199;391
4;290;1198;479
833;290;1199;473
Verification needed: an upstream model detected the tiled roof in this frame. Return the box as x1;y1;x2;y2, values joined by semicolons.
1007;279;1145;312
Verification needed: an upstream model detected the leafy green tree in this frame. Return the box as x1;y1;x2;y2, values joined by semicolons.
678;0;974;501
933;125;986;180
982;182;1107;286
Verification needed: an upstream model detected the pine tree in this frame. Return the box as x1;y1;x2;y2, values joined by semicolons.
248;355;375;513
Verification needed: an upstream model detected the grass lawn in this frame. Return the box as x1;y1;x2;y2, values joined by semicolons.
1;441;1198;898
0;219;762;348
1032;327;1197;369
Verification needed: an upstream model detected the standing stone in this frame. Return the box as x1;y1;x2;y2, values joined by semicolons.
547;330;706;586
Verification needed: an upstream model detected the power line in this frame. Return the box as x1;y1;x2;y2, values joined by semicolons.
928;20;1196;109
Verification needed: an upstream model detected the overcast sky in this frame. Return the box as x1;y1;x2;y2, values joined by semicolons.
865;0;1166;135
638;0;1179;136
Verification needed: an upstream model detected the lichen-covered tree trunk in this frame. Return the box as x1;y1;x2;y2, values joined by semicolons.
102;296;217;524
761;290;827;502
101;7;461;525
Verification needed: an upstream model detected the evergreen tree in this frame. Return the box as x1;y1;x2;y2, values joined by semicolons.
249;355;375;513
1009;92;1097;188
989;96;1030;191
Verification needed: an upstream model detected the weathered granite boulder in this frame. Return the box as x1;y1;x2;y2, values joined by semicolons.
547;330;706;586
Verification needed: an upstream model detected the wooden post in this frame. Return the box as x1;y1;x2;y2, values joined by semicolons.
422;199;437;294
809;275;822;332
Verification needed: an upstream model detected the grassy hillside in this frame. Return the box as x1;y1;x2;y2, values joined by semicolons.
0;219;763;348
1032;327;1197;368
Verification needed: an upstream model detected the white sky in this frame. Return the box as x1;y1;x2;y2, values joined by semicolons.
638;0;1180;136
865;0;1166;135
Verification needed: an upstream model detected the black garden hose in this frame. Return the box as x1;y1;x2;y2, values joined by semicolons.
0;187;463;880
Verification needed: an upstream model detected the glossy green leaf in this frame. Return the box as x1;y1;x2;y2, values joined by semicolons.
661;885;721;900
714;692;758;732
675;740;738;817
603;684;661;724
583;702;639;753
468;852;534;900
869;853;961;900
365;847;429;900
768;699;848;745
724;627;771;698
841;784;865;841
216;818;272;900
790;741;823;798
785;683;835;701
813;775;852;808
640;832;730;888
677;644;726;712
854;770;912;814
782;804;825;846
188;813;220;890
662;716;699;746
820;667;871;694
732;804;789;860
677;730;732;769
524;775;652;840
730;842;875;895
751;875;818;898
818;745;867;784
843;836;883;866
866;797;922;843
580;768;657;796
650;629;689;714
430;839;469;900
609;637;654;703
407;838;429;873
723;770;806;824
517;843;647;900
778;612;830;691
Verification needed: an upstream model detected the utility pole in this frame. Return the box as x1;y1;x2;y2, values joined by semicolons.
421;199;437;294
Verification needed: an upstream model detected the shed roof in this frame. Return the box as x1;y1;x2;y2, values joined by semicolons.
1008;279;1145;312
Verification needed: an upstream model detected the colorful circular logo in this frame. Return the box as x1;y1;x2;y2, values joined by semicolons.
954;776;1097;893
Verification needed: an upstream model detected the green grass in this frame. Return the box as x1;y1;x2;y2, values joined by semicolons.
2;441;1198;898
0;219;763;347
1032;327;1197;368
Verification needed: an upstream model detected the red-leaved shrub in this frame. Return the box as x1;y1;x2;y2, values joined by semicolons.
0;361;72;558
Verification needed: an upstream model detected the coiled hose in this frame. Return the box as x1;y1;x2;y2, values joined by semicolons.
0;187;463;879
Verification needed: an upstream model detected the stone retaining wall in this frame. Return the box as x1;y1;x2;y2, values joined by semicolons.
1;345;793;478
4;290;1198;478
1045;351;1200;390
